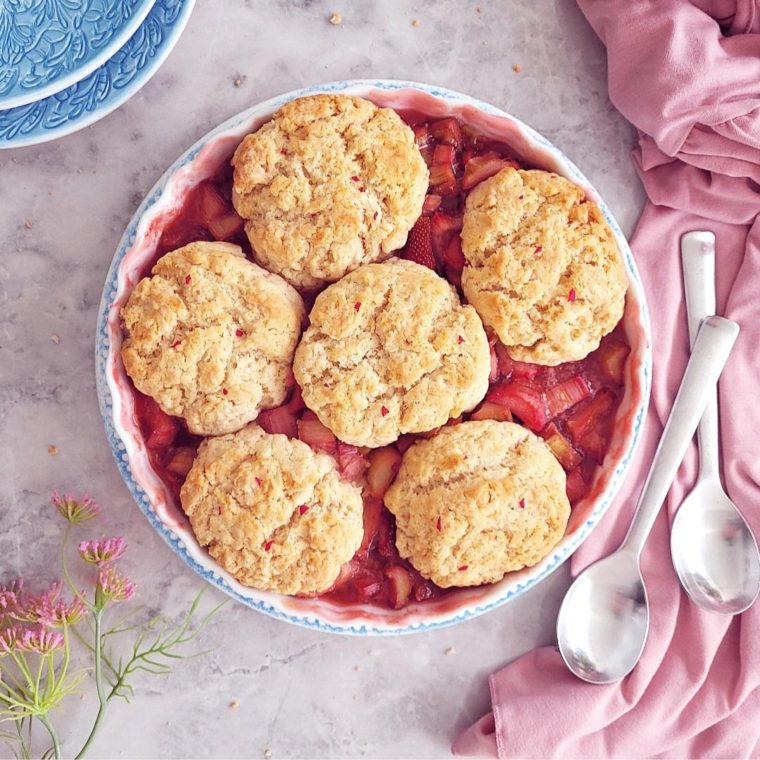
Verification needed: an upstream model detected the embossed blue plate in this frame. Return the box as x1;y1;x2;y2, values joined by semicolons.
96;80;652;635
0;0;156;110
0;0;194;148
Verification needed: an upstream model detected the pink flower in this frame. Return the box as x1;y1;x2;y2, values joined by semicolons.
98;565;136;603
17;626;64;655
0;625;23;656
0;580;23;617
18;582;86;626
52;491;101;524
78;537;126;565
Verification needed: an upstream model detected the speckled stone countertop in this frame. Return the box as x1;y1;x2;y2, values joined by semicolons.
0;1;645;756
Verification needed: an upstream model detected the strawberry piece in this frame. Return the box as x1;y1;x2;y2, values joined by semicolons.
358;497;383;557
540;423;583;471
298;410;337;454
165;446;196;477
488;382;548;431
413;578;436;602
469;400;513;423
545;375;592;418
429;162;459;195
462;153;511;190
196;182;244;241
337;442;367;480
433;143;457;166
402;216;436;269
257;404;298;438
597;337;630;385
422;194;442;215
430;212;463;260
385;565;413;609
564;391;615;441
367;447;402;498
429;117;463;148
286;384;305;414
565;467;589;503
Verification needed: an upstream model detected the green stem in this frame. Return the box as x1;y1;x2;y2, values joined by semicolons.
74;611;108;760
37;714;60;760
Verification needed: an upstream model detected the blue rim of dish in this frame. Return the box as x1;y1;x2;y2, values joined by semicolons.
95;79;652;636
0;0;194;149
0;0;156;110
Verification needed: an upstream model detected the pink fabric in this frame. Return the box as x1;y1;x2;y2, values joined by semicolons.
453;1;760;757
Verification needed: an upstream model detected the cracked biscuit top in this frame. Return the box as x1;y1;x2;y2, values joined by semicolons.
231;94;429;289
461;167;627;365
120;241;305;436
293;258;490;449
384;420;571;587
180;424;364;596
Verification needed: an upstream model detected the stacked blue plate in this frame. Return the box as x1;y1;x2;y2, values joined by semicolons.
0;0;195;149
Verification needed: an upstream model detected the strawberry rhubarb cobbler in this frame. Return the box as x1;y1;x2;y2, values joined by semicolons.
120;94;630;610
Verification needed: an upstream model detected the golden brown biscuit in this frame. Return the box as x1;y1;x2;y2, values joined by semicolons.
384;420;570;587
461;168;627;365
121;241;304;436
231;94;429;289
180;424;364;596
293;258;490;448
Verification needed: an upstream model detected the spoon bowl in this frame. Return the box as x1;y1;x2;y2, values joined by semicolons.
671;480;760;614
557;550;648;684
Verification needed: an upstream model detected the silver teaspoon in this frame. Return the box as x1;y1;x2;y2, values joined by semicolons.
557;315;739;684
670;231;760;614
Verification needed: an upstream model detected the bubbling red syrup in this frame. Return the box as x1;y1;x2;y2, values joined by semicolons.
129;111;630;610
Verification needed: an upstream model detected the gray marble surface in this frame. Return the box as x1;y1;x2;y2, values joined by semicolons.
0;0;645;757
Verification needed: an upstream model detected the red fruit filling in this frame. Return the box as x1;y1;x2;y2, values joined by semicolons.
129;111;630;611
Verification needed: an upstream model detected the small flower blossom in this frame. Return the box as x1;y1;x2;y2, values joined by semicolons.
17;626;64;655
18;582;86;626
78;537;126;565
52;491;101;524
98;565;136;603
0;581;22;618
0;625;23;656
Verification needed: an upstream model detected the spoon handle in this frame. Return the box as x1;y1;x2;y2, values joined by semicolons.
621;316;739;557
681;231;721;479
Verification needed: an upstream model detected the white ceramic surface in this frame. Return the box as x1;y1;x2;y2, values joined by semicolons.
98;79;651;635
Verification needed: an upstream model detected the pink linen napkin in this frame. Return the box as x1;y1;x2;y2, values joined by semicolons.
453;1;760;757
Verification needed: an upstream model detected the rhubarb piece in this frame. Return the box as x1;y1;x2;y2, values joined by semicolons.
564;390;615;441
286;385;305;414
413;124;432;150
257;404;298;438
597;337;630;385
578;425;612;465
469;400;513;422
377;512;395;558
429;117;463;148
165;446;196;477
137;395;178;451
298;410;337;454
488;382;548;431
422;194;442;214
402;216;436;269
494;343;540;381
433;143;457;166
545;375;592;418
462;153;511;190
337;442;367;480
367;447;402;498
442;236;466;274
395;434;417;454
429;162;459;195
488;343;499;382
565;467;589;503
430;212;463;259
358;497;384;557
385;565;413;609
540;423;582;471
196;182;244;241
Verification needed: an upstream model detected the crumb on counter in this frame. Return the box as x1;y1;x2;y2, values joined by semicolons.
24;220;33;229
475;5;482;12
48;445;59;456
229;700;239;709
233;78;243;87
353;664;360;671
445;646;456;656
329;11;342;25
512;64;523;73
264;750;273;759
411;18;420;27
51;334;60;344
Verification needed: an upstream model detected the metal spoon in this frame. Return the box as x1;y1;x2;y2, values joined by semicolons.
556;315;739;684
670;231;760;614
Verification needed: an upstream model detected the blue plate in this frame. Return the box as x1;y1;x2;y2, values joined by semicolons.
0;0;156;109
0;0;194;148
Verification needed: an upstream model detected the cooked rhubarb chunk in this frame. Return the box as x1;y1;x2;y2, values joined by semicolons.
367;447;402;498
488;382;548;431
